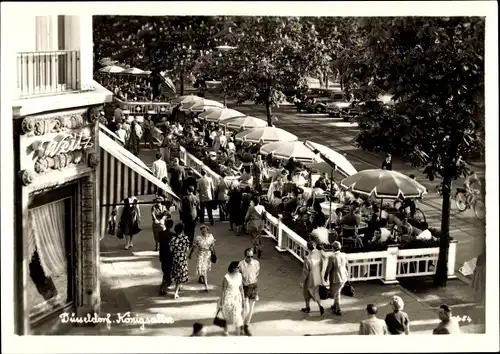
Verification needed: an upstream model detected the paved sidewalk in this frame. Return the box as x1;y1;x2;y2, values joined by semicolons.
67;199;483;335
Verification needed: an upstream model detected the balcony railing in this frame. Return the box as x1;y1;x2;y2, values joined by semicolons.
16;50;80;98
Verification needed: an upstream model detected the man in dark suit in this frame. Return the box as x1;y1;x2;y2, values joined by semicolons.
169;158;185;197
159;219;176;295
182;168;198;196
180;185;199;246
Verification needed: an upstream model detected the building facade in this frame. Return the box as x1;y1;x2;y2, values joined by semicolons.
11;14;112;335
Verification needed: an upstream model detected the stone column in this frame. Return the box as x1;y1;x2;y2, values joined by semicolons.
77;172;99;317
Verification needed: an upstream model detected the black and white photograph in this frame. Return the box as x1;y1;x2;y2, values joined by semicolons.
1;1;498;353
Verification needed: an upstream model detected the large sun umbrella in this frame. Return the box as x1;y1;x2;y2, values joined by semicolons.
99;65;125;74
340;169;427;199
260;141;321;163
200;108;246;123
175;94;203;104
187;99;224;112
304;141;358;178
121;67;146;75
235;127;298;143
225;116;267;130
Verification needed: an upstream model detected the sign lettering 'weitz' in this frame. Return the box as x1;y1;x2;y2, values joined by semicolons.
34;133;94;158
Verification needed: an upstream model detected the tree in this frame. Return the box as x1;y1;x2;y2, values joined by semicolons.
195;16;324;126
93;16;223;96
344;17;485;286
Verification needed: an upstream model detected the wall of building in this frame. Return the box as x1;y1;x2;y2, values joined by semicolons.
14;105;103;335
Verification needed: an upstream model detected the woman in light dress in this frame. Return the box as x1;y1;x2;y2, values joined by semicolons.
218;261;245;336
189;225;216;292
300;241;325;315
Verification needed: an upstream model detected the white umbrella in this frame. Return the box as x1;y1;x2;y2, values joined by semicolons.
187;99;224;112
340;169;427;199
260;141;322;163
200;108;246;123
304;141;358;177
235;127;298;143
175;94;203;104
121;67;146;75
225;116;268;130
98;65;125;74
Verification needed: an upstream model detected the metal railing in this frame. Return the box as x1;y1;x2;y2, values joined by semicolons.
16;50;80;98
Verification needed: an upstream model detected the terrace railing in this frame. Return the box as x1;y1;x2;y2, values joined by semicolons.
114;97;173;115
178;144;458;284
16;50;80;98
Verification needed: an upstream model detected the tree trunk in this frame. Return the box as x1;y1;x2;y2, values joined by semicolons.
434;174;452;287
265;100;273;127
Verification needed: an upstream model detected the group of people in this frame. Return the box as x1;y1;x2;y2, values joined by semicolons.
95;72;155;102
358;296;461;335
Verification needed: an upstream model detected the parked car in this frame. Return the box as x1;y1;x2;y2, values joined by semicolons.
328;93;395;122
295;89;344;114
326;92;358;121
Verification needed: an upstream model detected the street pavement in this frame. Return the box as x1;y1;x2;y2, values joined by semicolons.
70;205;483;336
65;145;483;336
221;100;486;274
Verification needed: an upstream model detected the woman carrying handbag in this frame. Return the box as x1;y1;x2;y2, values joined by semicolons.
188;225;216;292
216;261;245;336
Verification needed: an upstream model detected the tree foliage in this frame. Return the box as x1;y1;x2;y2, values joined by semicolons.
344;17;485;286
193;16;326;125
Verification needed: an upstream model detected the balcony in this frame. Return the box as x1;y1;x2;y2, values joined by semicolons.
16;50;80;98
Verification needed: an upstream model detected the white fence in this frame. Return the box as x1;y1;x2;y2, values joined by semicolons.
179;145;457;284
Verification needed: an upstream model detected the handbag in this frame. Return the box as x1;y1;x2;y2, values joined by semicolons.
341;281;355;297
319;285;330;300
213;309;226;328
210;246;217;263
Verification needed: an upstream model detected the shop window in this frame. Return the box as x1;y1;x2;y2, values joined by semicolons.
27;197;73;323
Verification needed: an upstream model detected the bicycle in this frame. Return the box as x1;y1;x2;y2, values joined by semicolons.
393;199;427;224
455;188;485;220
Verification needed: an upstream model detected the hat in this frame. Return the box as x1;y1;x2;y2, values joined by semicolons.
154;196;164;203
208;151;217;157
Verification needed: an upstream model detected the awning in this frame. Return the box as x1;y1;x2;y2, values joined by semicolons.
99;123;125;145
99;132;179;236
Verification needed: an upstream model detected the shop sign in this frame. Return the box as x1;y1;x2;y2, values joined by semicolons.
35;133;94;158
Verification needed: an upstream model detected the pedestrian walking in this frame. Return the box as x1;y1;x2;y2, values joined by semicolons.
117;197;141;250
324;241;349;315
228;187;243;234
384;295;410;335
151;196;170;251
143;114;156;149
152;153;168;184
189;225;216;292
169;223;190;299
216;173;230;222
433;304;461;334
197;169;215;225
180;185;199;247
238;248;260;336
218;261;245;336
169;158;185;198
359;304;389;335
159;219;175;295
244;196;266;259
126;117;143;156
300;241;325;316
182;169;198;196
